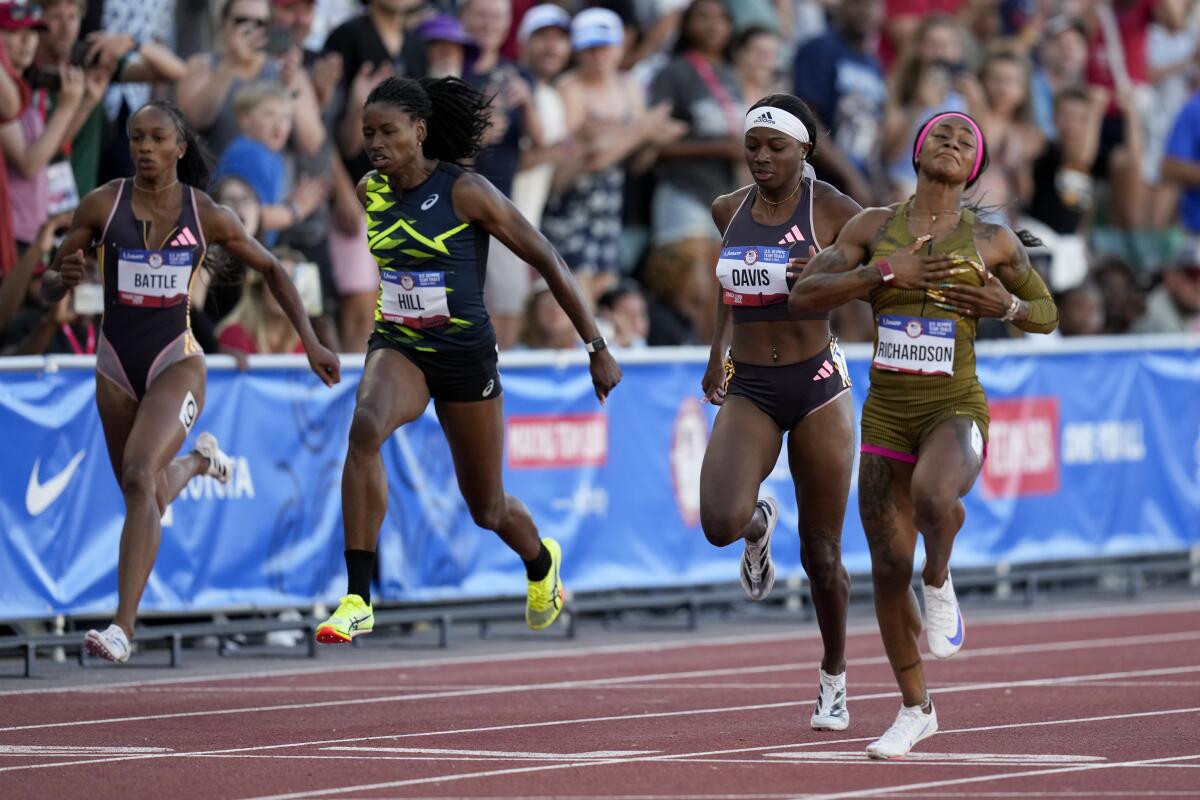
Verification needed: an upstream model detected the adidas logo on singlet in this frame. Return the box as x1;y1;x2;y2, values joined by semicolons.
779;225;806;245
750;110;774;125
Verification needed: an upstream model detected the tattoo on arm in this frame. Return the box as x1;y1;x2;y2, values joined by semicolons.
807;246;850;274
870;212;895;248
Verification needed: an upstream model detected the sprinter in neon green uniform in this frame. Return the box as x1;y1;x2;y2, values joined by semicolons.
787;112;1058;758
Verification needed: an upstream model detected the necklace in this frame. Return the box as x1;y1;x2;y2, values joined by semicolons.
908;204;961;225
132;178;179;194
756;177;804;210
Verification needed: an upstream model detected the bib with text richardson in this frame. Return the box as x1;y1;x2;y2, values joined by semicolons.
116;248;192;308
716;246;790;306
380;270;450;329
873;315;956;377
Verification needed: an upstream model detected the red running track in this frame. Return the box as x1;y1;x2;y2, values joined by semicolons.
1;602;1198;799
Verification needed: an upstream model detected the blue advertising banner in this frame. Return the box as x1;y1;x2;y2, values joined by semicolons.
1;337;1198;619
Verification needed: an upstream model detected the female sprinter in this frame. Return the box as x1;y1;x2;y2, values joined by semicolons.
700;94;862;732
788;111;1058;757
315;77;621;643
42;101;341;663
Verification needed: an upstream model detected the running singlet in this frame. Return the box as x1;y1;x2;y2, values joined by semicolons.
97;179;206;400
366;163;494;353
865;200;985;393
716;175;828;323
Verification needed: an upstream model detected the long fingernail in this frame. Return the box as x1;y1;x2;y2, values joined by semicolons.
932;302;958;313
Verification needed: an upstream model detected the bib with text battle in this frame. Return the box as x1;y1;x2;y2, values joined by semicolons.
117;248;192;307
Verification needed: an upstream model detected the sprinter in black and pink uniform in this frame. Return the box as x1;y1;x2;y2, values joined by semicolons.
42;101;340;664
700;94;862;731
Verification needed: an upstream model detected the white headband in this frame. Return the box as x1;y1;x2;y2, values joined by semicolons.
744;106;810;144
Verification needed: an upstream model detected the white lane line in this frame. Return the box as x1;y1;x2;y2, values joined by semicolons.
0;745;172;755
2;669;1198;775
319;747;657;760
798;753;1200;800
4;599;1197;698
235;715;1200;800
4;629;1197;734
764;752;1105;765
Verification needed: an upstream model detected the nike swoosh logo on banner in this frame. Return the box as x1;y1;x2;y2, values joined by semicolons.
26;452;86;516
946;610;964;646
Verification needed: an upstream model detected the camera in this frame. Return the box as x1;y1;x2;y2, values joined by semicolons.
265;25;293;56
23;66;61;92
69;39;98;67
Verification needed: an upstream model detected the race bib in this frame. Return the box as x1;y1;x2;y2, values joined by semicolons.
873;315;956;376
380;270;450;329
116;248;192;307
715;246;790;306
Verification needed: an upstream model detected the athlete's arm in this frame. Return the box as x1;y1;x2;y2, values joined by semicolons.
199;197;341;386
786;209;880;313
452;173;622;403
42;185;114;303
937;225;1059;333
789;208;963;313
701;190;745;404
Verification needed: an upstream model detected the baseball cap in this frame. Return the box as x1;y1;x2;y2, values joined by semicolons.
1043;15;1086;41
418;13;474;46
571;7;623;51
517;4;570;45
0;2;48;31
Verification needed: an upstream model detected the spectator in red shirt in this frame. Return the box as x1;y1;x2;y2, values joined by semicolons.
0;24;31;274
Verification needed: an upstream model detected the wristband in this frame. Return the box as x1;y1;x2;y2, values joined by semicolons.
285;201;302;225
1001;294;1021;322
584;336;607;354
876;258;895;284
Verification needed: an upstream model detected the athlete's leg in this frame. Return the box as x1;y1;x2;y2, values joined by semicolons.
434;395;538;559
859;452;927;706
107;357;206;637
786;392;854;675
96;373;139;483
698;396;783;548
911;416;983;589
342;348;430;552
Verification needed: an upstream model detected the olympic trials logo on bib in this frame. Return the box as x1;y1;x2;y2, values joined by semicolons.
421;193;439;210
400;274;415;291
149;253;163;269
905;320;923;338
743;249;759;265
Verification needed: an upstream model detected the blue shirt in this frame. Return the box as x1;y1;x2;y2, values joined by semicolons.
215;136;286;246
792;29;886;173
1166;92;1200;232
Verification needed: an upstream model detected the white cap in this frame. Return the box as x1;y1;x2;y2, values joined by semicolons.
571;7;624;51
518;4;571;44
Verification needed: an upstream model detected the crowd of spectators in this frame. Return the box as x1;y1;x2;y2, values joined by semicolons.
1;0;1198;363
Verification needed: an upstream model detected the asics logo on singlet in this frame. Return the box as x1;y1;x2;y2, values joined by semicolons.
750;111;774;125
482;379;495;398
421;193;439;211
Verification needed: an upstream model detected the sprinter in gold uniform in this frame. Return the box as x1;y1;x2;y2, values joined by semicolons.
787;112;1058;759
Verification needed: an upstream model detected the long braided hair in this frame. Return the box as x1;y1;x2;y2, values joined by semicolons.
365;76;492;165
